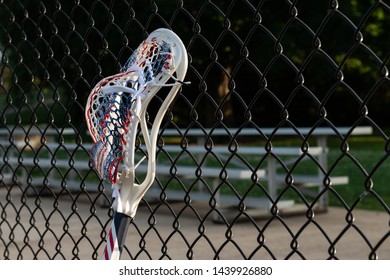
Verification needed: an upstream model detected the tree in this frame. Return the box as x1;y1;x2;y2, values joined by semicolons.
1;0;389;130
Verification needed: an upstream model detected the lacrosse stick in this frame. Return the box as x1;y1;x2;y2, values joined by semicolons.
85;28;188;260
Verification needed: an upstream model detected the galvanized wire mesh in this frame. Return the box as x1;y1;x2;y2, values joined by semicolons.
0;0;389;259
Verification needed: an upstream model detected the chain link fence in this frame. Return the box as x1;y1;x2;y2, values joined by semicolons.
0;0;389;259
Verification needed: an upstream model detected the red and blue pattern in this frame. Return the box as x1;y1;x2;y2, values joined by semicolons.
85;28;183;260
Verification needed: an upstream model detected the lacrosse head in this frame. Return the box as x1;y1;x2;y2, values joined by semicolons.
85;28;188;208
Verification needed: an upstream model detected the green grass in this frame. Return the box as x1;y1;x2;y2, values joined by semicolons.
326;136;390;211
7;135;390;211
272;136;390;211
156;135;390;212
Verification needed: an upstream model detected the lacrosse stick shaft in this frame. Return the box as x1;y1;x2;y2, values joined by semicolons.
103;212;132;260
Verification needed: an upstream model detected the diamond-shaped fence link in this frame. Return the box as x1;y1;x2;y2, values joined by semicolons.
0;0;389;259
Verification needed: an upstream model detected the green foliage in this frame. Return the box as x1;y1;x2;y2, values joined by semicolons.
0;0;389;128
